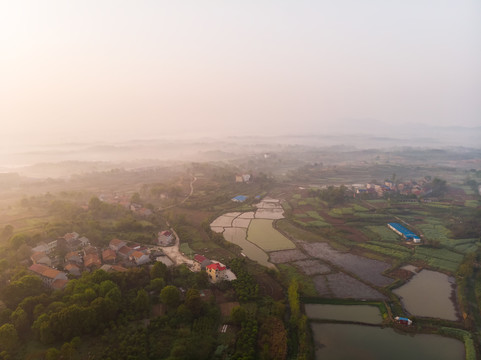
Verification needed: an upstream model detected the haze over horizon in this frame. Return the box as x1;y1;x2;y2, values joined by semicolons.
1;1;480;146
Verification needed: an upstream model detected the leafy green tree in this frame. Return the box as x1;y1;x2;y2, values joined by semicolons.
150;262;167;280
160;285;181;309
2;275;46;309
45;347;60;360
185;288;202;316
10;308;29;336
0;324;19;353
133;289;150;318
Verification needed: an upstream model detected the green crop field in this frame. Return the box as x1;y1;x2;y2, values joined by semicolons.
247;219;296;251
357;241;411;260
366;226;401;242
414;247;464;273
465;200;479;208
328;207;354;217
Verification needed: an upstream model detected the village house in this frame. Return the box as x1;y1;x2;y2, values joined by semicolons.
28;263;68;288
206;262;227;282
130;251;150;265
84;253;102;270
194;254;212;269
118;246;134;259
52;279;69;290
102;248;117;264
158;230;174;246
155;255;174;267
64;263;81;276
63;232;79;244
32;240;57;255
109;238;127;252
65;251;83;265
100;264;128;273
30;252;52;267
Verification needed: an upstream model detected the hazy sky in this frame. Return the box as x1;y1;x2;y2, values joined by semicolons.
1;0;480;144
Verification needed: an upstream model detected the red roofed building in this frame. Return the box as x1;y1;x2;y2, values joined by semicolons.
29;263;68;287
109;238;127;252
84;253;101;269
52;279;69;290
118;246;134;259
130;251;150;265
102;248;117;264
206;263;226;282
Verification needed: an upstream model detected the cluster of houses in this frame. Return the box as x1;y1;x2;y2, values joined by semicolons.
194;254;236;283
97;193;153;217
28;231;170;290
235;174;251;183
354;178;432;198
28;227;236;290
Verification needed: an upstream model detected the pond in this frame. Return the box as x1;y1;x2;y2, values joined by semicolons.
393;269;458;320
305;304;383;324
311;323;464;360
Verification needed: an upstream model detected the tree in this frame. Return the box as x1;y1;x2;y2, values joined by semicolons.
0;324;19;353
160;285;180;309
288;280;300;323
133;289;150;318
45;347;60;360
10;308;29;336
185;288;202;316
150;262;167;280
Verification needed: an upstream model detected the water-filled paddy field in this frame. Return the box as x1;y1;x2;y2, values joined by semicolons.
305;304;382;324
394;269;458;320
311;323;465;360
222;227;274;269
247;219;296;251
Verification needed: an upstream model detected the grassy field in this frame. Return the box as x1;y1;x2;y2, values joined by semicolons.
247;219;296;251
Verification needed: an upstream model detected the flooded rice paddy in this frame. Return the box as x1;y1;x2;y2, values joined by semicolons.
305;304;382;324
302;241;393;287
311;323;464;360
222;227;275;269
247;219;296;251
394;269;458;320
313;272;387;300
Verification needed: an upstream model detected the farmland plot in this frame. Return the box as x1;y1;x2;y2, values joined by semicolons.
211;227;225;234
210;215;235;228
255;208;285;219
223;227;275;269
313;273;387;300
248;219;296;251
232;217;251;228
238;211;255;219
302;242;393;287
294;259;331;275
269;249;308;264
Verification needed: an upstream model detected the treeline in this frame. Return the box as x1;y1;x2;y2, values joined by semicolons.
309;185;349;209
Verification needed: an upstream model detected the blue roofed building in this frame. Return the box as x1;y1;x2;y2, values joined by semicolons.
232;195;247;202
387;223;421;243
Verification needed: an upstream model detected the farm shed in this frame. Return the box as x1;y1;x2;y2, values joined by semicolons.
388;223;421;243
